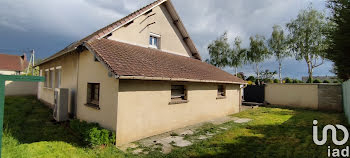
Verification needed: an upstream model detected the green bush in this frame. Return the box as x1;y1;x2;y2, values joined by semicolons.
293;79;298;83
285;78;292;83
313;79;321;83
306;78;313;83
69;120;115;146
333;80;339;83
247;76;256;82
323;80;330;83
273;79;279;83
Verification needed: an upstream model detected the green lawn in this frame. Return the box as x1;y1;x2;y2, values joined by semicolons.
2;96;348;158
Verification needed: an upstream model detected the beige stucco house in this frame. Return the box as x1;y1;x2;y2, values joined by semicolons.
0;53;28;75
36;0;246;145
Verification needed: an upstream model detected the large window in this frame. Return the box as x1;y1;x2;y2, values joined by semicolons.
171;85;187;103
49;69;54;88
87;83;100;107
44;70;49;87
149;33;160;49
217;85;226;98
55;67;61;88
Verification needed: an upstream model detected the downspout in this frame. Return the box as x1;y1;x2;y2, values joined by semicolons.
74;50;80;119
239;84;248;112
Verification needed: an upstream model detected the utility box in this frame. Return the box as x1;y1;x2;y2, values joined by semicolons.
53;88;69;122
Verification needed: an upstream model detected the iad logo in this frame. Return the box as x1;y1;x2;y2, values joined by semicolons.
313;120;349;157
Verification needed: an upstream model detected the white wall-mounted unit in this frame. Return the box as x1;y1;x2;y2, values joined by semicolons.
53;88;69;122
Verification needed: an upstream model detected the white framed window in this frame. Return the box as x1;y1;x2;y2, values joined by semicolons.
44;69;49;87
49;68;54;88
55;66;62;88
149;33;160;49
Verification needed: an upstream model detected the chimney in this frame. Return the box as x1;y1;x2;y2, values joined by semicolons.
21;53;27;61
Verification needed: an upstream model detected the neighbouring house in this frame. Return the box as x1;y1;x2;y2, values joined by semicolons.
0;53;28;75
36;0;246;145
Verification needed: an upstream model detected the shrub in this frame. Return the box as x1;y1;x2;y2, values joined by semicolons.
323;80;330;83
264;79;273;83
273;79;279;83
298;80;304;83
313;79;321;83
285;78;292;83
247;81;253;85
333;80;339;83
293;79;298;83
306;78;313;83
69;120;115;146
246;76;256;82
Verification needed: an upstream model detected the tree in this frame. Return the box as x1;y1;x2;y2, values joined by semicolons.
268;25;290;83
206;32;230;68
286;7;330;83
260;69;277;82
246;76;256;82
247;35;270;84
326;0;350;80
229;37;247;76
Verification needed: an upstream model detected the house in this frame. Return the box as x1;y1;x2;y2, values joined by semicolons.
36;0;246;145
0;53;28;75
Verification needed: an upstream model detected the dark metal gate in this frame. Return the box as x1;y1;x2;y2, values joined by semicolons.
243;85;265;103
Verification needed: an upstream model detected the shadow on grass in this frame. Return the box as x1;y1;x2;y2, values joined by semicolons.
158;108;349;158
3;96;84;147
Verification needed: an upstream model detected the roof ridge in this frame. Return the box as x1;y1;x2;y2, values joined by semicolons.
0;53;22;57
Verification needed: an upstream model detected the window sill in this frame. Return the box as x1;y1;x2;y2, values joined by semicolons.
169;100;189;105
85;103;100;110
216;96;226;99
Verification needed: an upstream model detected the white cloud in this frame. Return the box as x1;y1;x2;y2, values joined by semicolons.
0;0;333;78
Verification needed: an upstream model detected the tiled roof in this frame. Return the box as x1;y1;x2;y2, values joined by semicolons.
0;53;28;72
85;39;246;84
38;0;201;65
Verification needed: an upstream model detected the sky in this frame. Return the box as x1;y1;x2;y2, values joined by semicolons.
0;0;334;79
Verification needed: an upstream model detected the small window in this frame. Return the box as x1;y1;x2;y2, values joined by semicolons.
171;85;187;101
149;35;160;49
55;68;61;88
217;85;226;97
49;70;54;88
44;71;48;87
87;83;100;106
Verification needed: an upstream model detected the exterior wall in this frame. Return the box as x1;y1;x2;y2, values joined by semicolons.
265;83;343;111
343;80;350;123
265;84;319;109
5;81;38;96
318;84;343;112
0;70;17;75
108;4;192;57
38;53;79;113
116;80;241;145
76;50;119;130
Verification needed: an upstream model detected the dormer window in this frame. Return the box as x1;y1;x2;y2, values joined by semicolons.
149;33;160;49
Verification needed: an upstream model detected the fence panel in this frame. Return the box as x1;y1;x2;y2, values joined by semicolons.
243;85;265;103
5;81;38;96
343;80;350;122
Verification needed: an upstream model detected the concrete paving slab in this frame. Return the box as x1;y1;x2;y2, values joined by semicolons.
234;118;252;123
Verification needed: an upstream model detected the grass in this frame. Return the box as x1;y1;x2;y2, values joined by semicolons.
2;96;349;158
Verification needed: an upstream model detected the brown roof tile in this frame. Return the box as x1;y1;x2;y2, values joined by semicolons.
85;39;245;84
0;53;28;72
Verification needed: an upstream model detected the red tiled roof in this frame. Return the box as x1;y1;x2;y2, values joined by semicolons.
38;0;200;65
0;53;28;72
85;39;246;84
